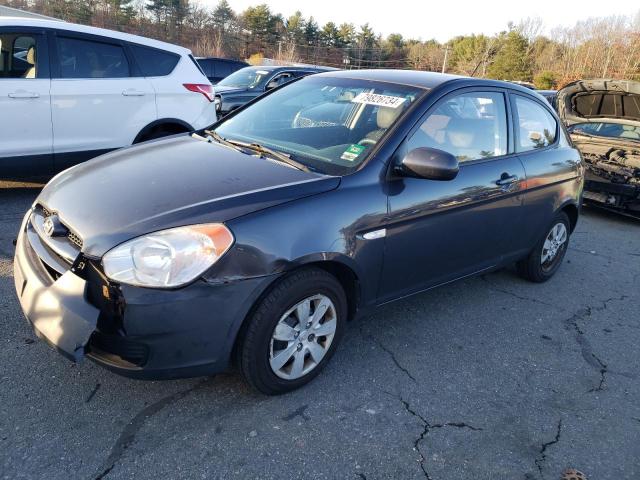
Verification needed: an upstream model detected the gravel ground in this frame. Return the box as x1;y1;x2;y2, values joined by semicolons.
1;181;639;480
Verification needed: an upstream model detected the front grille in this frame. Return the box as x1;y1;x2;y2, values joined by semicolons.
34;204;84;255
67;231;83;248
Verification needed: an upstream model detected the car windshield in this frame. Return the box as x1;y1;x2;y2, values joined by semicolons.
213;76;424;175
569;122;640;142
216;68;273;89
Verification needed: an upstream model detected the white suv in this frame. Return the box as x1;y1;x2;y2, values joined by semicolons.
0;17;216;176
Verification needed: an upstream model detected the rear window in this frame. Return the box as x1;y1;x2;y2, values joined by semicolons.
57;37;129;78
130;44;179;77
574;92;640;123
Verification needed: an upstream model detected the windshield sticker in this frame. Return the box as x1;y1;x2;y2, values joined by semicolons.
341;144;367;161
352;92;407;109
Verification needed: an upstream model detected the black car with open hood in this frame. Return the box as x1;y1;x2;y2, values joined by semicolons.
558;79;640;216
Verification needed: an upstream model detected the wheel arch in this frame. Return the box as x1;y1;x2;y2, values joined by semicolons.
559;201;580;233
133;118;194;144
229;258;361;368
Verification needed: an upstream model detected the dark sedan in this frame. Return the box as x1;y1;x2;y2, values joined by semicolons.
213;64;335;116
14;70;584;394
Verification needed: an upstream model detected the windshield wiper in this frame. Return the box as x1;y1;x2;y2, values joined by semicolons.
203;131;312;173
227;140;312;173
204;129;243;151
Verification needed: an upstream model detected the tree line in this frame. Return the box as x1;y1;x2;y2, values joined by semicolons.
4;0;640;88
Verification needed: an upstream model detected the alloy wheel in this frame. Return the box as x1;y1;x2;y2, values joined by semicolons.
269;294;337;380
541;222;568;269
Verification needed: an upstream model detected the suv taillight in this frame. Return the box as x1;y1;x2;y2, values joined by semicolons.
183;83;214;102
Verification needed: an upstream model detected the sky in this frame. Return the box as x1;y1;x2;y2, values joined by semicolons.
197;0;639;42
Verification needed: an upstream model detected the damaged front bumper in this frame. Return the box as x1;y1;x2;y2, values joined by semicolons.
13;209;277;379
14;212;99;361
583;171;640;214
573;142;640;214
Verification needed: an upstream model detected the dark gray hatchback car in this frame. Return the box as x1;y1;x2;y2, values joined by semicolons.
14;70;584;394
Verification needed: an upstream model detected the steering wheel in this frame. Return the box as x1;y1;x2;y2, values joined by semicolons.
357;137;377;146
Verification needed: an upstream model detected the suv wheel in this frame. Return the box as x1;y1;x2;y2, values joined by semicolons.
238;268;346;395
517;211;571;282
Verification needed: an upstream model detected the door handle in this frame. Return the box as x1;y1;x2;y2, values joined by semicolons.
8;91;39;99
122;89;145;96
495;173;519;187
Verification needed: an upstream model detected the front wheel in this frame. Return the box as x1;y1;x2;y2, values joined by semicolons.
238;268;347;395
517;211;571;283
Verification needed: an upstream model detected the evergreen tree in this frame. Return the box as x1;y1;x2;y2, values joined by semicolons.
487;30;532;81
212;0;235;31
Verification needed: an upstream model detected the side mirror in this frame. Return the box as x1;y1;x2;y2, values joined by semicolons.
398;147;459;181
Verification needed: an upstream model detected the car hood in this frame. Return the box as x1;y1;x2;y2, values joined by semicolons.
557;79;640;127
37;135;340;258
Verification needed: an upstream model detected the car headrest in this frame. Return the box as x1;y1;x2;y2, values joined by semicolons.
26;46;35;65
622;124;637;131
377;106;403;129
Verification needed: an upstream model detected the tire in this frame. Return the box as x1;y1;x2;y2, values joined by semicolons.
517;211;571;283
238;267;347;395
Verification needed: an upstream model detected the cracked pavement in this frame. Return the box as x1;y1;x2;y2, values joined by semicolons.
1;181;639;479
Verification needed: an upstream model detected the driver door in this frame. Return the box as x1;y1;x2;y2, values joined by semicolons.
0;28;52;173
378;88;526;303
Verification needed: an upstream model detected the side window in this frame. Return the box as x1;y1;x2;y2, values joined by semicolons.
57;36;129;79
514;96;557;152
131;45;179;77
270;72;294;88
0;33;40;78
408;91;508;162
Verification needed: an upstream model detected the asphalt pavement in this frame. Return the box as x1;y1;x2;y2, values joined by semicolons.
1;180;639;480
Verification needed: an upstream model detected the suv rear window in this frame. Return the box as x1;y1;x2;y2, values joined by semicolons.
130;44;179;77
57;37;129;78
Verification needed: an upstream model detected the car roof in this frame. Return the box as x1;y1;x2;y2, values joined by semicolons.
0;16;189;55
196;57;248;64
241;65;335;73
315;69;541;94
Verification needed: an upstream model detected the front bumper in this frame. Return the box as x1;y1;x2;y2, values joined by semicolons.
14;209;277;379
584;173;640;212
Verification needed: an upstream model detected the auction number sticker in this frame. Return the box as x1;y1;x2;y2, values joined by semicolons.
352;92;406;108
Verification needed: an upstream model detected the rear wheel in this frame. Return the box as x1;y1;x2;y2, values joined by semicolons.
238;267;346;395
517;211;571;282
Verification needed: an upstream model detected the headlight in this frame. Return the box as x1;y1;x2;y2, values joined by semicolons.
102;224;234;288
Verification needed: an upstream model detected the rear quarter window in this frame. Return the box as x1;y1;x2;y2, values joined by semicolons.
514;95;557;152
130;44;179;77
